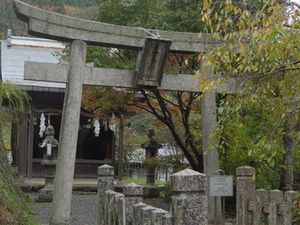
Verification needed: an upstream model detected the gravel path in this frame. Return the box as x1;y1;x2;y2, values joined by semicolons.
29;192;97;225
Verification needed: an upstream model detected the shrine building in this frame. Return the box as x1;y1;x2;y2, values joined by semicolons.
0;31;114;180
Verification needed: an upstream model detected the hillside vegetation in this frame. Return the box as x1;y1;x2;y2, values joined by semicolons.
0;0;97;37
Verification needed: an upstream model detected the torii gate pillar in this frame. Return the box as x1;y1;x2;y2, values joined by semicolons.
50;40;87;225
200;65;222;222
201;90;222;222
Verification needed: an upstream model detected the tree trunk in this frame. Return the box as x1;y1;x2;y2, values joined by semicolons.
280;113;295;190
138;89;204;172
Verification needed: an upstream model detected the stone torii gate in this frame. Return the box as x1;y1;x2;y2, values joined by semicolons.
14;1;238;224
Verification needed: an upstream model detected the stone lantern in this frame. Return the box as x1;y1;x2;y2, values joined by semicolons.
37;124;59;202
141;129;162;185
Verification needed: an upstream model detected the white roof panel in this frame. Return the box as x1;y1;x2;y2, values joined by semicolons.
9;36;64;49
1;36;66;90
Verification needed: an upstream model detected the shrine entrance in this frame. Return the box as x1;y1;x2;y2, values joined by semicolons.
29;91;114;178
14;0;240;224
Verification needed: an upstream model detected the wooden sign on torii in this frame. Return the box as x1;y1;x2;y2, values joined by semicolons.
14;1;239;224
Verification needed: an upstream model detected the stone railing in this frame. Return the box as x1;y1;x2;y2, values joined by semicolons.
103;190;126;225
236;166;297;225
102;183;172;225
97;164;208;225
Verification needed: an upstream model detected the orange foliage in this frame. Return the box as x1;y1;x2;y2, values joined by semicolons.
64;5;77;16
0;204;17;225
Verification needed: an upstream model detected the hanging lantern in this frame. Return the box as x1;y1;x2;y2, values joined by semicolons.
111;113;116;123
104;119;108;131
94;119;100;137
109;123;116;132
39;113;46;137
109;113;117;132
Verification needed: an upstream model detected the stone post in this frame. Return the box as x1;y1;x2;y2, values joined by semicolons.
98;164;114;225
123;183;143;225
133;202;147;225
268;190;283;225
151;208;167;225
141;205;156;225
171;168;208;225
201;75;221;222
236;166;256;225
277;201;290;225
162;214;173;225
255;189;269;224
281;190;297;225
50;40;87;225
106;191;115;225
114;193;125;225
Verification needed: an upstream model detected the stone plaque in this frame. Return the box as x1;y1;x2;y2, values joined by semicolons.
135;37;172;87
209;175;233;197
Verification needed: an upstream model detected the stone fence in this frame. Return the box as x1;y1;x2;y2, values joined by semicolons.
236;166;297;225
97;164;208;225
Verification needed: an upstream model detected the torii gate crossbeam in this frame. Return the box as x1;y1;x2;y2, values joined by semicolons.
24;62;237;94
14;0;218;53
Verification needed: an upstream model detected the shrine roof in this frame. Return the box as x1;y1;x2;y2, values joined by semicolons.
0;34;66;92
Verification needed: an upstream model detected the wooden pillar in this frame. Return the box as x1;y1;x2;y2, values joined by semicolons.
26;112;34;179
112;132;116;171
17;114;28;182
50;40;87;225
11;121;18;166
16;118;23;178
117;114;124;182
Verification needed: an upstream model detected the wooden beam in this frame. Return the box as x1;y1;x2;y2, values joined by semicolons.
31;107;95;118
24;62;240;94
27;113;34;179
